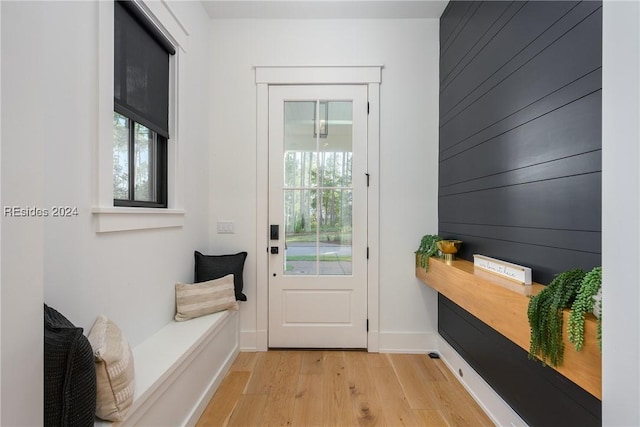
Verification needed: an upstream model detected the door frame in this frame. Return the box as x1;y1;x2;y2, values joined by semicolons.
255;66;382;352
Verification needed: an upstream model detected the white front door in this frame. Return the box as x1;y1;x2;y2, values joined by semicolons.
268;85;368;348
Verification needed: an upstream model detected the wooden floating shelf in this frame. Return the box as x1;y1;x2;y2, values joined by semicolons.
417;256;602;400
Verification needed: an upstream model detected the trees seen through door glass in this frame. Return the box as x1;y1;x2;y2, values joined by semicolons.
283;101;353;276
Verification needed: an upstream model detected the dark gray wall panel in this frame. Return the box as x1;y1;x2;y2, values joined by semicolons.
438;1;602;424
440;151;601;197
441;6;602;149
439;295;601;427
439;222;601;254
437;227;601;284
440;2;479;56
440;1;513;83
440;68;601;161
438;0;602;281
440;1;598;117
440;1;526;88
440;92;602;187
440;172;601;231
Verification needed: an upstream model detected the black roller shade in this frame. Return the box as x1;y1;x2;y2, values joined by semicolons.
114;0;175;139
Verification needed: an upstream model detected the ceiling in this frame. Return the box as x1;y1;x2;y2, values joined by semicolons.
200;0;449;19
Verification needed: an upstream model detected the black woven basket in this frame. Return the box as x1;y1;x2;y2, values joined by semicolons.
44;304;96;427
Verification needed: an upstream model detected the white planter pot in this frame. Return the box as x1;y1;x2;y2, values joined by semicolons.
592;288;602;318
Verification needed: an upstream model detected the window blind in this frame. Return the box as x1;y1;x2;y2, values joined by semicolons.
114;0;175;139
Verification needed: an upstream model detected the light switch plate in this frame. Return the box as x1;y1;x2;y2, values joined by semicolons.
217;220;235;234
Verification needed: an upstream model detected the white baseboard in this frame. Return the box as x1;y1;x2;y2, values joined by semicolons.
378;331;438;353
243;329;417;353
240;329;268;351
240;330;257;351
368;330;380;353
437;336;528;427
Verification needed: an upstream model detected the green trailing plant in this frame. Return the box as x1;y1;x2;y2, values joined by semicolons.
527;268;585;367
415;234;442;271
568;267;602;352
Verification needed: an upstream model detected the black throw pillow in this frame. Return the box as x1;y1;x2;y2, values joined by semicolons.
44;304;97;427
194;251;248;301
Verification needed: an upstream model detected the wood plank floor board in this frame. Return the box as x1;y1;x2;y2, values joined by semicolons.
196;371;251;427
293;373;325;426
388;353;443;410
364;352;389;369
226;394;269;427
431;366;494;427
197;351;495;427
370;360;422;426
245;351;283;394
300;350;326;375
432;381;493;427
428;359;493;426
229;351;258;372
418;355;449;382
417;409;451;426
344;351;386;426
322;353;358;426
261;351;303;426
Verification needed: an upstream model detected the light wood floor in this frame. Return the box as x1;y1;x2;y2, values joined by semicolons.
196;351;494;426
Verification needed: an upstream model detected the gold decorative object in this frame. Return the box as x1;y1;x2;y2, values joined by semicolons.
437;240;463;262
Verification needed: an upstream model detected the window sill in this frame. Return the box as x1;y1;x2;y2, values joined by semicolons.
92;207;185;233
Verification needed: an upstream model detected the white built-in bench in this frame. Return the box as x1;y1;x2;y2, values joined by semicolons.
96;310;239;427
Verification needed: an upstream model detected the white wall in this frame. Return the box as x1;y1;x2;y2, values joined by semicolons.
2;3;48;424
0;0;4;420
1;1;211;424
209;18;440;350
39;0;212;348
602;1;640;425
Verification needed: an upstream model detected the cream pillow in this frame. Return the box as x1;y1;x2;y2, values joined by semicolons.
87;315;135;422
175;274;238;321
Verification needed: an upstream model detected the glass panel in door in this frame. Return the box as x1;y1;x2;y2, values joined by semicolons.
283;100;353;276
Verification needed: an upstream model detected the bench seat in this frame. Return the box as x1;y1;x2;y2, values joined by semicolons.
96;310;239;426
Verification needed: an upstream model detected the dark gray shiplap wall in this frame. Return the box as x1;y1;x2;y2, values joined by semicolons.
437;2;602;425
439;1;602;285
439;294;601;426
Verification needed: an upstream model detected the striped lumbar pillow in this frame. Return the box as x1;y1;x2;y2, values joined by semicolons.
175;274;238;321
87;315;135;422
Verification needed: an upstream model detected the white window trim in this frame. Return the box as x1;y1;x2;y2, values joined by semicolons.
254;66;382;352
94;0;188;232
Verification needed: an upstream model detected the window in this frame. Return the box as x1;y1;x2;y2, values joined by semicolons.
113;0;175;208
113;112;167;206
